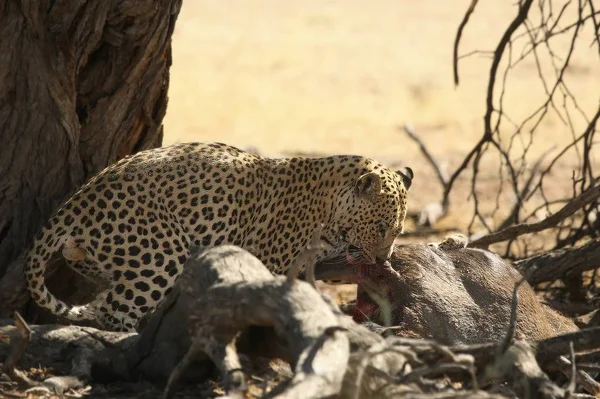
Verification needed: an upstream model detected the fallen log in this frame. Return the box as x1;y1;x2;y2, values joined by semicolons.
513;238;600;285
0;246;384;398
0;319;134;395
160;246;351;399
2;244;600;398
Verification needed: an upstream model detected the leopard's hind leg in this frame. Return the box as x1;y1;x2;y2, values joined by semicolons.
93;242;190;332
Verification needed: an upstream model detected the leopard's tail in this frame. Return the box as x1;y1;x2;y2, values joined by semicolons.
24;216;95;322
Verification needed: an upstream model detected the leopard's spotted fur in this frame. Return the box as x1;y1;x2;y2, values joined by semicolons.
25;142;413;331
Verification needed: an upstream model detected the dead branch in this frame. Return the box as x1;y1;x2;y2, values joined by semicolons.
358;332;599;397
0;320;131;396
402;124;451;226
556;353;600;397
163;246;350;399
492;275;600;396
286;226;323;286
536;326;600;365
1;312;38;388
442;0;535;211
304;227;324;288
498;275;528;356
484;341;565;399
11;313;597;398
453;0;480;86
514;238;600;285
439;326;600;376
397;393;508;399
402;124;449;190
567;342;577;396
445;0;599;261
496;146;556;231
3;243;600;397
469;183;600;249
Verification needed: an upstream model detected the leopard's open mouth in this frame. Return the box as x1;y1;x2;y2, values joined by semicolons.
345;244;363;265
346;244;377;265
318;235;373;264
309;244;377;282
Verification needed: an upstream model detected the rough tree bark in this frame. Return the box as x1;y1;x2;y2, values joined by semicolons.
514;238;600;285
0;0;182;318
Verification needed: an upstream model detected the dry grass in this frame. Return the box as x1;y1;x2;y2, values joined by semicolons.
163;0;599;229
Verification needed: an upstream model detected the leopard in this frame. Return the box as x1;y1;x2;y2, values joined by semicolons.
25;142;413;332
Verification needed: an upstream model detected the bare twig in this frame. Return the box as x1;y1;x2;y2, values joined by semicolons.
286;225;323;285
567;341;577;396
453;0;480;86
469;183;600;249
442;0;535;208
498;275;529;356
496;145;556;231
401;123;452;225
304;226;324;289
445;0;599;259
1;312;38;388
402;124;449;189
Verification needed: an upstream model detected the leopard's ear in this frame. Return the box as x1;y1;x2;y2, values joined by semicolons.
355;172;382;201
396;167;413;190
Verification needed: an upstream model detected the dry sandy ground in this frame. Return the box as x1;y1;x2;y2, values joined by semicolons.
163;0;599;229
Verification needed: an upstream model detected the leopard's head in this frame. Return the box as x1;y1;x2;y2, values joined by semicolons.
327;163;413;264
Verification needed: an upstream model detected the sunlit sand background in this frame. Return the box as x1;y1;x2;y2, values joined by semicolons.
163;0;599;229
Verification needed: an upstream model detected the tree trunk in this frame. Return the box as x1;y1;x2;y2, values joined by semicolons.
0;0;182;318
